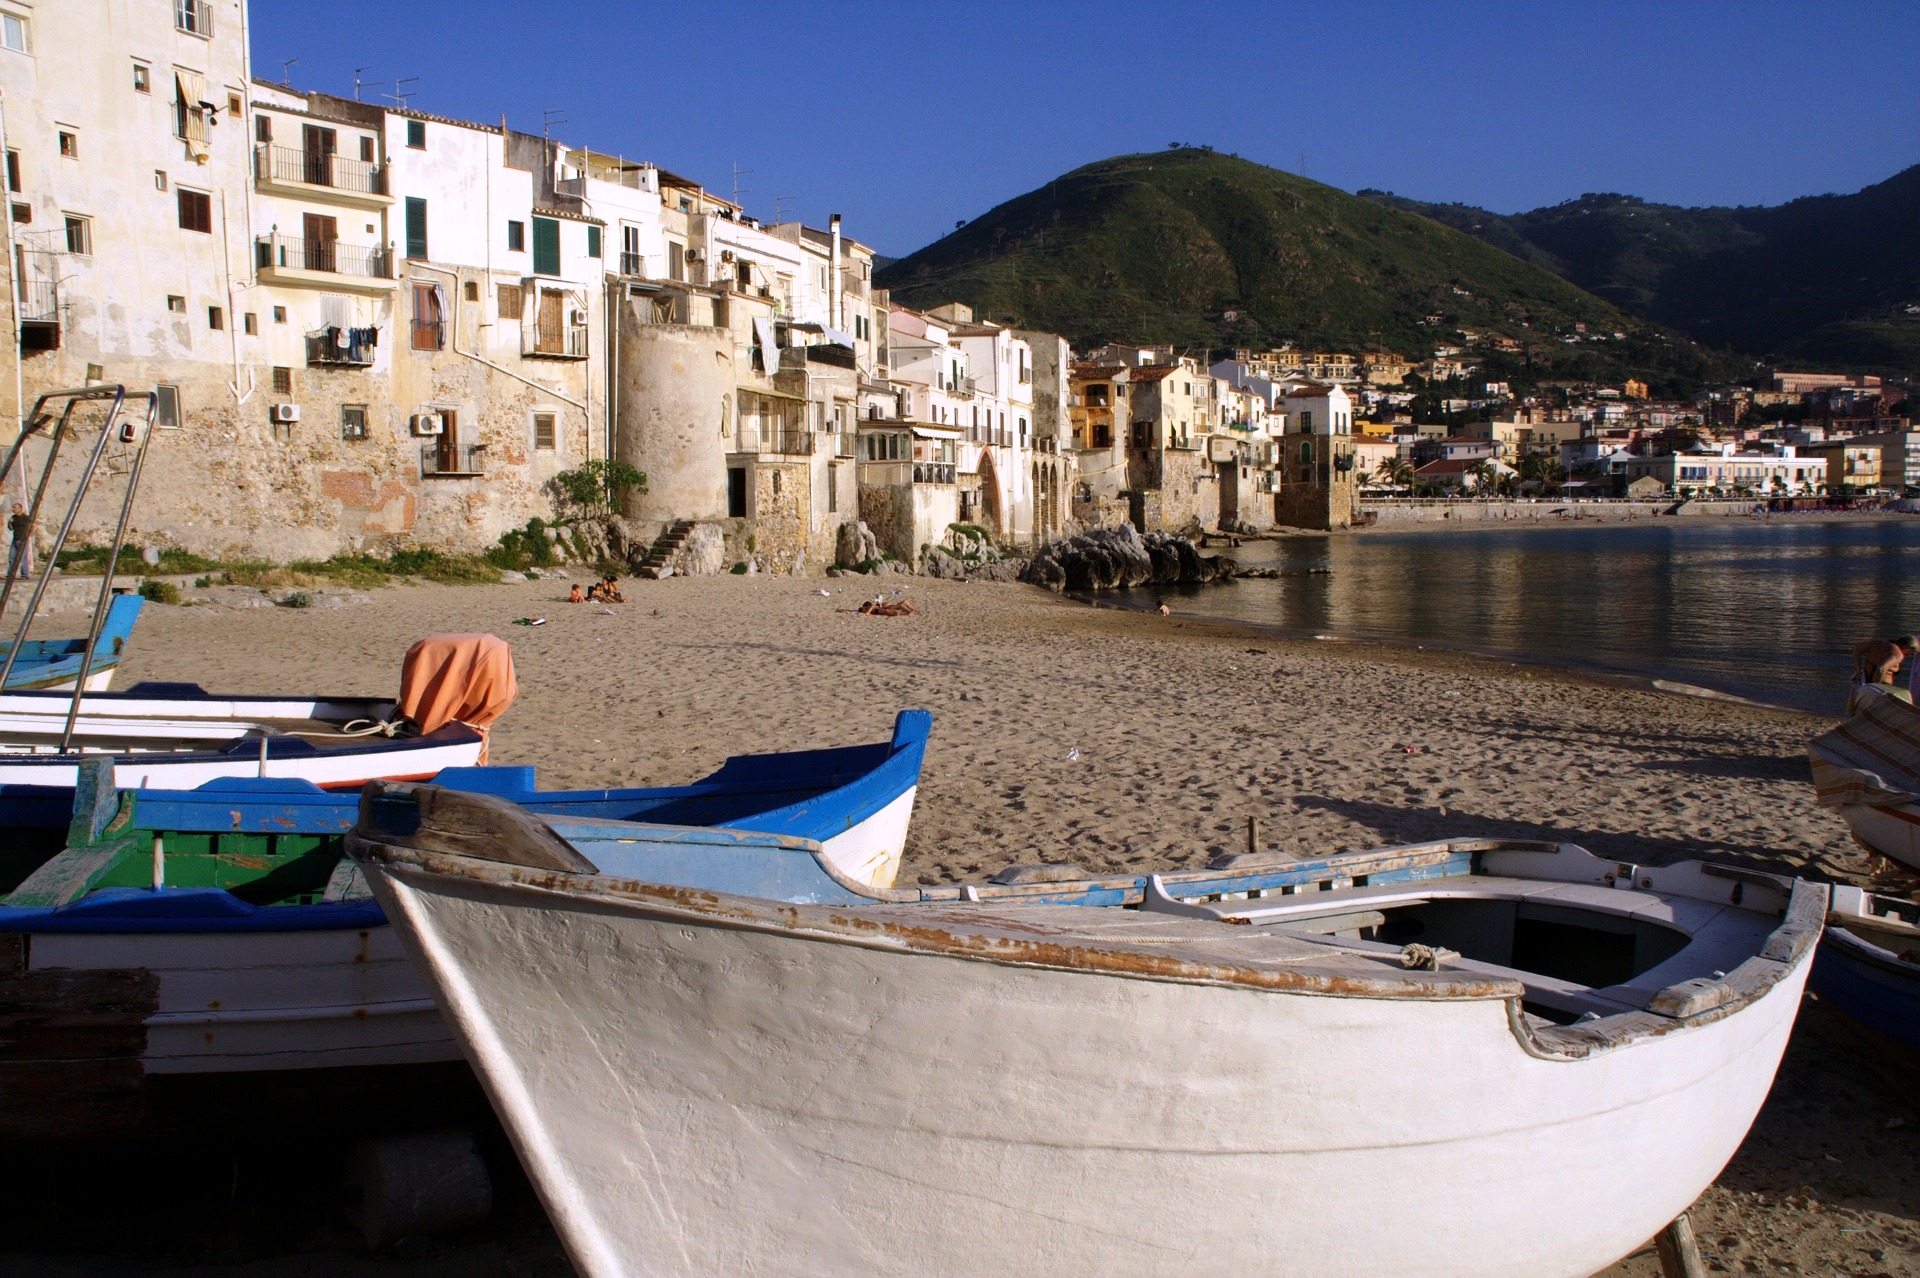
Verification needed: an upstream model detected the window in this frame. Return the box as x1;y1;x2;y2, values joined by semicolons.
255;114;271;143
1300;410;1313;432
227;92;242;118
153;169;168;191
341;404;368;440
273;306;286;324
405;119;425;149
177;188;212;232
411;283;445;350
207;306;223;330
154;384;182;429
271;367;292;395
533;412;556;450
1;12;26;53
404;197;427;259
586;226;601;258
175;0;211;37
5;150;16;192
497;284;522;319
133;63;151;93
665;240;684;281
464;280;478;302
57;130;76;159
63;215;90;255
357;135;374;163
166;295;185;313
243;312;257;335
506;220;524;252
531;216;559;276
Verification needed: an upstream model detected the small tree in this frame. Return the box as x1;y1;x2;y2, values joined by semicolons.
552;460;647;521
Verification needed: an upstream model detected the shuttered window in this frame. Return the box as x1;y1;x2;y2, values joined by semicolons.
533;412;556;450
497;284;521;319
404;197;427;259
586;225;601;258
531;216;559;277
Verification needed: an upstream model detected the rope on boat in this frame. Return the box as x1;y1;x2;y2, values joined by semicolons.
1399;943;1457;971
284;718;416;740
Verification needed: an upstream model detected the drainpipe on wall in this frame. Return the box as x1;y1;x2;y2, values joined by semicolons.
408;261;587;412
0;90;23;449
221;193;256;406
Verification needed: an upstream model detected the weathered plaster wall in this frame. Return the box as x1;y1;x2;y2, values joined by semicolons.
613;315;732;525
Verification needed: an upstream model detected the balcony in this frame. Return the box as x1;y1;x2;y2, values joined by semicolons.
525;324;589;360
256;234;395;294
254;144;392;208
174;0;212;37
619;250;645;277
913;462;956;485
421;443;485;477
732;430;813;457
306;330;376;367
17;275;58;351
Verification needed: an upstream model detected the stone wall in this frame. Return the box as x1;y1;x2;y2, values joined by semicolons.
749;460;811;573
1155;449;1218;533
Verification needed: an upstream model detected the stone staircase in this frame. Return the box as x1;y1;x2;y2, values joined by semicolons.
633;519;696;579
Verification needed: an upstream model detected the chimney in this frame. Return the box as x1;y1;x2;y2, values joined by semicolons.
829;213;842;331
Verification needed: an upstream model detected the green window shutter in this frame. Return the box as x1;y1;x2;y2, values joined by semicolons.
586;225;601;258
405;197;427;259
532;216;559;276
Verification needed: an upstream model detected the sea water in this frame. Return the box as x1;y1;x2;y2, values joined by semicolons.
1116;519;1920;713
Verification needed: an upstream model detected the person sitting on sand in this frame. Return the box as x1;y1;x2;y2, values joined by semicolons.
567;584;585;604
586;575;626;605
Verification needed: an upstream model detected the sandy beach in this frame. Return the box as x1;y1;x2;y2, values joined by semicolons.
10;572;1919;1276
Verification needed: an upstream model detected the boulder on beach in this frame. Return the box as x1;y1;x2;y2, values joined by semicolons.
1021;524;1235;593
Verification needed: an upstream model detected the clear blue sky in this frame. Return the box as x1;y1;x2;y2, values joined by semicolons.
250;0;1919;258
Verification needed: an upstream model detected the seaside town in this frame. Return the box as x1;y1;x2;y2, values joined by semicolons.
1;4;1911;581
0;5;1918;1278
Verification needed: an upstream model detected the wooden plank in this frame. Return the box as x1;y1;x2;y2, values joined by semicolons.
360;781;594;872
0;938;157;1139
1655;1212;1707;1278
323;857;371;901
5;839;137;907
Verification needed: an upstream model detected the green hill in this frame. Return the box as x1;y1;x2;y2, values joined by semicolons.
1361;166;1920;373
876;149;1738;392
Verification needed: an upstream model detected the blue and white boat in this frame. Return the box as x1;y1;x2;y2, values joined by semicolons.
0;593;142;691
1810;885;1920;1056
0;711;929;1137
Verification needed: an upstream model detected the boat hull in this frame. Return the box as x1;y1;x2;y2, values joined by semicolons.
1830;800;1920;873
364;865;1811;1278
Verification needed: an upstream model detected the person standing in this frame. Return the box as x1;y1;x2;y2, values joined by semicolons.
7;503;31;579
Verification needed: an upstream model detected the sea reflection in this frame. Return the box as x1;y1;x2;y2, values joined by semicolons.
1119;521;1920;712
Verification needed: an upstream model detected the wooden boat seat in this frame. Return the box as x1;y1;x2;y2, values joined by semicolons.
1143;875;1778;1019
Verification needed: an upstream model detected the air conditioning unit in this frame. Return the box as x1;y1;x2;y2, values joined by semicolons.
719;249;735;263
271;403;300;423
412;413;444;436
570;308;588;325
684;247;704;263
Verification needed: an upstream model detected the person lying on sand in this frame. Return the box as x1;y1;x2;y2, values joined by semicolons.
856;598;918;617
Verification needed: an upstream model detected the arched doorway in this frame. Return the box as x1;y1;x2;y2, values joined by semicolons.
977;448;1003;535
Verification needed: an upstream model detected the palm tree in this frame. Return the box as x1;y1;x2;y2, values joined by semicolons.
1466;460;1496;494
1375;456;1414;491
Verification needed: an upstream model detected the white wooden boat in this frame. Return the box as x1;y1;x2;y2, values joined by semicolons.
1808;686;1920;872
351;793;1824;1278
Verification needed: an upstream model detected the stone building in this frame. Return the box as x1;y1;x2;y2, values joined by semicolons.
1273;382;1360;530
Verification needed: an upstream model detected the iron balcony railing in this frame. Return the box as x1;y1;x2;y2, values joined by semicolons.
256;144;387;196
733;430;812;456
619;250;645;277
17;277;57;323
526;325;590;359
914;462;956;485
835;432;857;458
257;234;393;280
421;443;485;477
175;0;212;36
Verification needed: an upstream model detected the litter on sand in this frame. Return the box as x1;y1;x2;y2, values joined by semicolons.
512;617;547;627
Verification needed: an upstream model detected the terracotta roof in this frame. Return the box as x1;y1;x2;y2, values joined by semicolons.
1415;459;1478;475
1129;365;1179;383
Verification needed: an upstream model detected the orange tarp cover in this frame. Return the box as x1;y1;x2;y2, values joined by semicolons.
399;634;518;763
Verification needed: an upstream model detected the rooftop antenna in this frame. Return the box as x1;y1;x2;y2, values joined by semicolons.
383;76;418;109
773;194;796;222
731;162;751;208
541;107;568;140
352;67;383;103
279;57;298;86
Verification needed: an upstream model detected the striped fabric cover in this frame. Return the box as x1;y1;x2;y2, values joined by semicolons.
1809;687;1920;808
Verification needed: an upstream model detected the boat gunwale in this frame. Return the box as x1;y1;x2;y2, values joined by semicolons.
351;832;1828;1061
